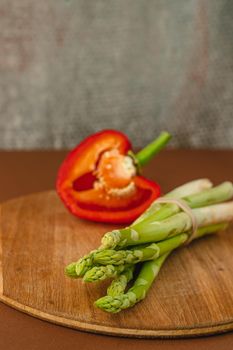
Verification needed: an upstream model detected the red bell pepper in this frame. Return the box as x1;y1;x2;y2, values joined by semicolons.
56;130;171;224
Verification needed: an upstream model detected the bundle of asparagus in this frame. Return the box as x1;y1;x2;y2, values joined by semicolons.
65;179;233;313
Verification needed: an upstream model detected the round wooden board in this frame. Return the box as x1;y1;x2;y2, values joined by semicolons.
0;191;233;339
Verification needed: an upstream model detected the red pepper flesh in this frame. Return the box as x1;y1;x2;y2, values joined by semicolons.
56;130;161;224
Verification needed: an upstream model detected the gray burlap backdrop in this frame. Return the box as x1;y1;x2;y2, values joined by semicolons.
0;1;232;149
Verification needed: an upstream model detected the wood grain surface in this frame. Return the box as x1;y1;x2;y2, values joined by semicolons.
0;190;233;338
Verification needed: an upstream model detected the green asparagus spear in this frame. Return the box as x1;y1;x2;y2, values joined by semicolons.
133;178;213;224
65;250;97;278
83;264;131;282
165;179;213;198
107;265;135;297
94;233;187;265
195;222;228;238
65;262;79;278
95;253;170;313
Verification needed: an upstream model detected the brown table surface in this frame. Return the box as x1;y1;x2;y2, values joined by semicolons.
0;150;233;350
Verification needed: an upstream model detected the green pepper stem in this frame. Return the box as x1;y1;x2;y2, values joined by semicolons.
135;131;171;167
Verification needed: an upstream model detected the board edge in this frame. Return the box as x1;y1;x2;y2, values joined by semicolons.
0;294;233;339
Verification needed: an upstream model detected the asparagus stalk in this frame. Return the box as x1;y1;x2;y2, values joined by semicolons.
83;264;131;282
165;178;213;198
65;262;79;278
133;178;213;224
95;222;228;312
94;234;187;265
65;250;98;278
107;265;135;297
95;253;170;313
195;222;228;238
102;201;233;249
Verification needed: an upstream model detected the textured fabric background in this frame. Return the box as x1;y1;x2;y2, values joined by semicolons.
0;0;232;149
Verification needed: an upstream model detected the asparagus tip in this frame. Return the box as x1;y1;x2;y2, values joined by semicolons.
65;262;78;278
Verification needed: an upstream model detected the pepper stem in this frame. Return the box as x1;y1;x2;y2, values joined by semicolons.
135;131;171;167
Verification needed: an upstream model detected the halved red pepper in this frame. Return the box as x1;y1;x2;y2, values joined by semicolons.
56;130;171;224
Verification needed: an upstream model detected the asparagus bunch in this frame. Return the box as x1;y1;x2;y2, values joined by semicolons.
65;179;233;313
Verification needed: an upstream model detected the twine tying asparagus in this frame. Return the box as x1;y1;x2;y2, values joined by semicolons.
154;197;198;243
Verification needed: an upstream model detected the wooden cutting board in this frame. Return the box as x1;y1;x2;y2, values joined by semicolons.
0;191;233;338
